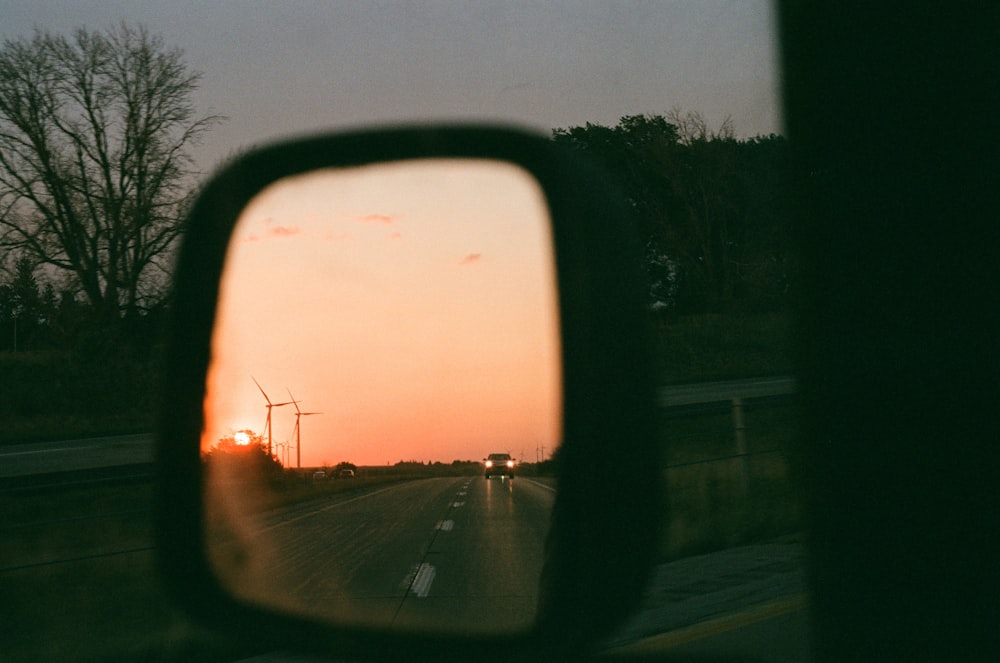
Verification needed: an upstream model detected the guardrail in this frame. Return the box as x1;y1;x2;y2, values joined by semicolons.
658;375;797;407
656;376;800;559
658;375;798;497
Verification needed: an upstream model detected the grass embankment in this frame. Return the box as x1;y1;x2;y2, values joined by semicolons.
651;311;803;560
0;348;161;444
652;311;795;383
1;480;251;662
656;403;803;561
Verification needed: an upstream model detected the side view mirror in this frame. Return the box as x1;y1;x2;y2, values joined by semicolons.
156;125;660;660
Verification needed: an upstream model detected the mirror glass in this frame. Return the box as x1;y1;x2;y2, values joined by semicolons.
201;159;561;634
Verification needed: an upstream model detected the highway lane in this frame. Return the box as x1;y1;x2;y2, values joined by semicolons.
0;433;153;478
233;536;809;662
212;475;556;634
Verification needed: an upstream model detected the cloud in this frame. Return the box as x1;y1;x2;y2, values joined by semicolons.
389;232;403;240
459;253;482;266
267;225;301;238
234;218;302;243
358;213;394;224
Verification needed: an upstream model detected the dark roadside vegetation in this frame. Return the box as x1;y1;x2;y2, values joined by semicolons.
2;43;798;656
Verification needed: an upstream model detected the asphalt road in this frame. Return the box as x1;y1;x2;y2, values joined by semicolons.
213;475;557;634
237;530;809;662
0;433;154;478
217;478;808;661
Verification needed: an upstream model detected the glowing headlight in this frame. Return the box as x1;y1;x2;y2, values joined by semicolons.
485;460;493;468
507;460;514;468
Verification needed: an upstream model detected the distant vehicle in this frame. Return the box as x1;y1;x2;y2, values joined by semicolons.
312;471;326;480
484;453;514;479
337;468;355;479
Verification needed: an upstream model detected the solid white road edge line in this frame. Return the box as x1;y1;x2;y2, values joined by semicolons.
520;478;557;492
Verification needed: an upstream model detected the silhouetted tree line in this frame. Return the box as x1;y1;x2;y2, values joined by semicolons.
0;251;167;442
204;431;287;486
553;111;795;314
0;253;167;354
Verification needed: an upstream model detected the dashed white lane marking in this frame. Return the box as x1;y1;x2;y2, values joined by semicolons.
452;501;465;507
457;491;467;496
410;563;436;597
436;519;455;531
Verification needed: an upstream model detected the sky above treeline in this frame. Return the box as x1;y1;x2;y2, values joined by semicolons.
1;1;782;175
2;1;782;465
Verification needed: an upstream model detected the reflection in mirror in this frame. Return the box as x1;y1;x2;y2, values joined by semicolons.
201;160;561;634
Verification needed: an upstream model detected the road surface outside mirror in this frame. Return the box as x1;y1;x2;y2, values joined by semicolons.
202;159;561;633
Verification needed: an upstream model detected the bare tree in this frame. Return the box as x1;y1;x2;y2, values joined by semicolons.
0;23;222;322
666;106;735;145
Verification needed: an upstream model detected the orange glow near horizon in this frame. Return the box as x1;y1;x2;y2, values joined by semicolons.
202;159;561;467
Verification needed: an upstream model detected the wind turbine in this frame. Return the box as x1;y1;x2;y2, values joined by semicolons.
252;376;293;458
287;388;322;469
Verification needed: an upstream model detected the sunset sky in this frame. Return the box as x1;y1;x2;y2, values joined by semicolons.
203;160;560;466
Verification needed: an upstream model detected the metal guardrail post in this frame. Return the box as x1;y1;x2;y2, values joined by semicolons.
658;376;797;499
732;397;749;498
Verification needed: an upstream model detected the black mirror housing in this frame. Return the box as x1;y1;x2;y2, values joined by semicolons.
156;125;661;660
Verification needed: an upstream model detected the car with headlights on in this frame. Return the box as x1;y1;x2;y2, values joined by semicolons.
483;453;515;479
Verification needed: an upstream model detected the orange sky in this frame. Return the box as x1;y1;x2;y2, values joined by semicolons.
203;159;561;467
